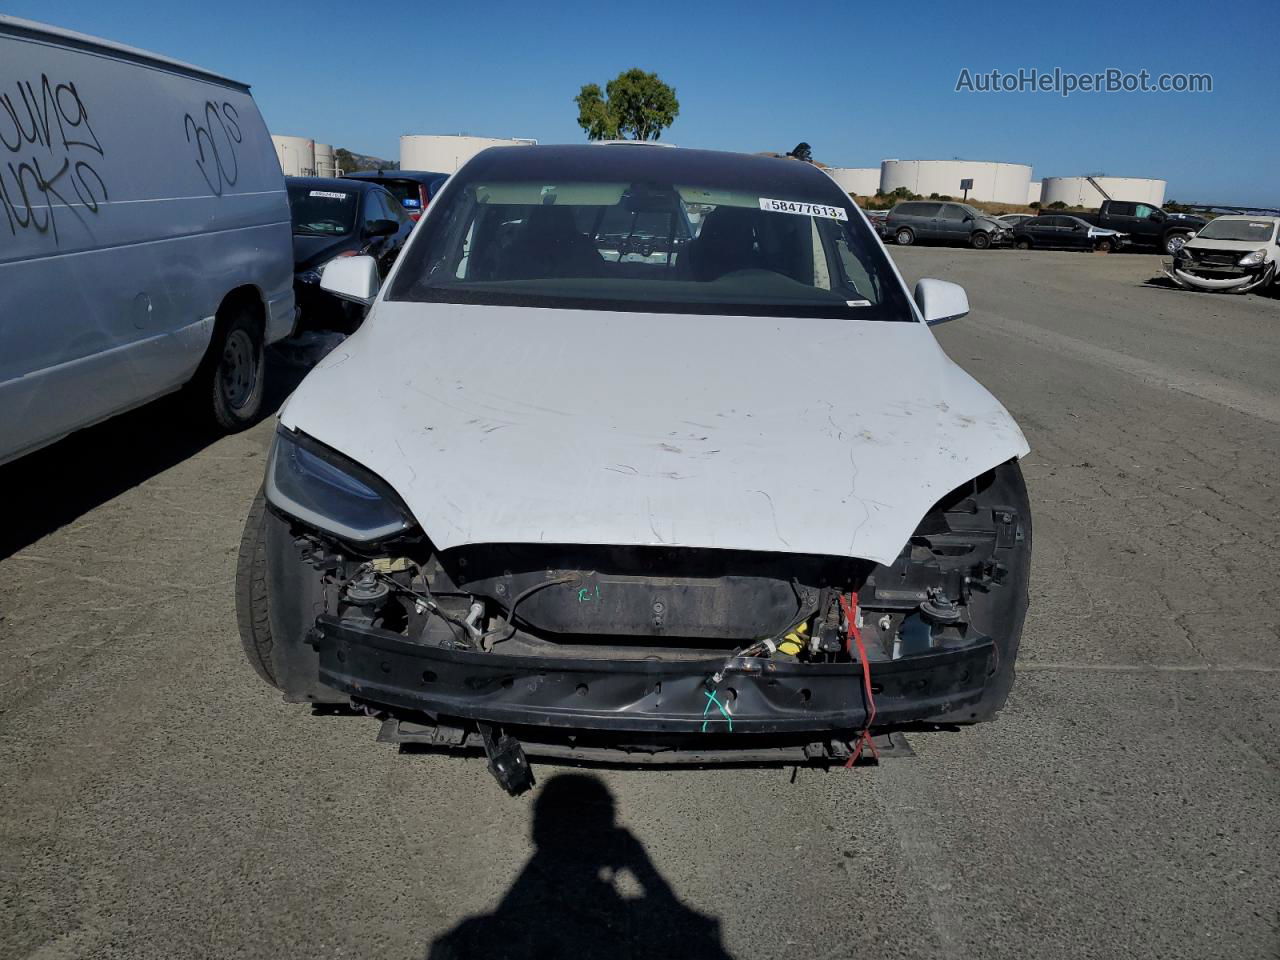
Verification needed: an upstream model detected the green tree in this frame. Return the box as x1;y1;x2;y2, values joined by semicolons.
575;69;679;141
334;147;356;174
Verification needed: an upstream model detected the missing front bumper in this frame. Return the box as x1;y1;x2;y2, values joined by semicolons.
309;615;998;737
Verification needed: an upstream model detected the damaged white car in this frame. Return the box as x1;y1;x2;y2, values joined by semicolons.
235;144;1033;794
1164;215;1280;293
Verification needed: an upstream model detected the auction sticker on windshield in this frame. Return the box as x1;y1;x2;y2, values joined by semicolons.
309;191;347;200
758;198;848;220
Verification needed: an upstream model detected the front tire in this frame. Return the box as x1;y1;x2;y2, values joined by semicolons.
1014;238;1032;250
895;227;915;246
196;306;266;431
1164;232;1191;255
235;490;279;689
970;232;992;250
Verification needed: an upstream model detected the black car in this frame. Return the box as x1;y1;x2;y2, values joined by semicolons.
342;169;449;221
1012;215;1128;253
286;176;414;330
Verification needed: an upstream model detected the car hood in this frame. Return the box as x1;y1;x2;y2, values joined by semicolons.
976;217;1006;230
293;233;356;270
1185;237;1273;256
279;301;1030;565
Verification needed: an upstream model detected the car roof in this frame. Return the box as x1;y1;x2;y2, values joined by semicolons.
344;170;448;184
0;15;247;89
459;143;843;193
286;176;384;193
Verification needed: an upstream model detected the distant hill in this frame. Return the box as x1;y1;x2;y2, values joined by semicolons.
335;147;397;173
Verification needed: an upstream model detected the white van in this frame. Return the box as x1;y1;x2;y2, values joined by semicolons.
0;17;294;465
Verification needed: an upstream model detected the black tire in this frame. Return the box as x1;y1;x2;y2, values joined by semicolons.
895;227;915;246
195;304;266;431
1014;238;1032;250
1095;238;1115;254
1163;232;1192;255
235;489;279;689
971;231;992;250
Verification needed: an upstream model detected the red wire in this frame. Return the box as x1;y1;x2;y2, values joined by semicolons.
838;592;879;768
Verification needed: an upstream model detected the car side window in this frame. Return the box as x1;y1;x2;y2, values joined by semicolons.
1135;204;1155;219
1109;202;1135;217
938;205;965;220
911;203;942;218
383;190;411;224
362;191;384;229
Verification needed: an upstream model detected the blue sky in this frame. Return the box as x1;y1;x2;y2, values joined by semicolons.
8;0;1276;205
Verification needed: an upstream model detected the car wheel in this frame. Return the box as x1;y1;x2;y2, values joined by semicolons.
1014;238;1031;250
1164;232;1191;255
196;305;266;431
235;489;279;689
1096;238;1115;254
971;232;992;250
895;227;915;246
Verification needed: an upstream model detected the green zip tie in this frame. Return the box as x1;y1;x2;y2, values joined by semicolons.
701;689;733;733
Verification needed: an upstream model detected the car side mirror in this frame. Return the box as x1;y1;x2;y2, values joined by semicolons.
914;278;969;326
963;214;974;222
365;218;399;238
320;255;380;306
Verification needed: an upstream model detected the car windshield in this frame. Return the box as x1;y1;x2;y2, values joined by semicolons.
1196;219;1277;242
959;204;983;219
287;185;358;236
387;149;912;321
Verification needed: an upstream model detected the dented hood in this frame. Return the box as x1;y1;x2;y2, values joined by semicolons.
279;302;1029;565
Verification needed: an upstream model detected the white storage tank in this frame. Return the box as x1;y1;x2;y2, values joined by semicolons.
401;134;537;173
826;166;880;197
1027;181;1042;205
271;134;315;177
314;142;335;178
1040;176;1166;208
879;159;1032;206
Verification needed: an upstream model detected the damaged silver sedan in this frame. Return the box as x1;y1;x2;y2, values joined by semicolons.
235;144;1033;794
1163;215;1280;293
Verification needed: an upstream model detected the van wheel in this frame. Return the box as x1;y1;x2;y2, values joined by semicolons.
235;489;279;689
199;306;265;431
1015;238;1032;250
895;227;915;246
970;231;992;250
1164;232;1191;255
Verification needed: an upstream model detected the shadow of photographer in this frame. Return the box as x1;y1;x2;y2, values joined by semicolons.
427;773;734;960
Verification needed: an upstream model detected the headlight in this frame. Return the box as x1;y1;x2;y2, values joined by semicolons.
265;427;413;542
1239;249;1267;267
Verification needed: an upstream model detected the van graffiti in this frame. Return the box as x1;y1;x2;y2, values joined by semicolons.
0;73;108;243
184;100;241;196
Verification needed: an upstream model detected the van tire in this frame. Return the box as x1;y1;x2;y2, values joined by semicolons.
235;489;279;689
970;231;992;250
895;227;915;246
198;305;266;431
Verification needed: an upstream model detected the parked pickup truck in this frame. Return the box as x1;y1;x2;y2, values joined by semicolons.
1068;200;1206;255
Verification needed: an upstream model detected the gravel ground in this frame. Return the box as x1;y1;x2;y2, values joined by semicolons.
2;246;1277;959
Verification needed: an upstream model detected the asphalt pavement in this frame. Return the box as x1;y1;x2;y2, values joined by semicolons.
2;246;1277;959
